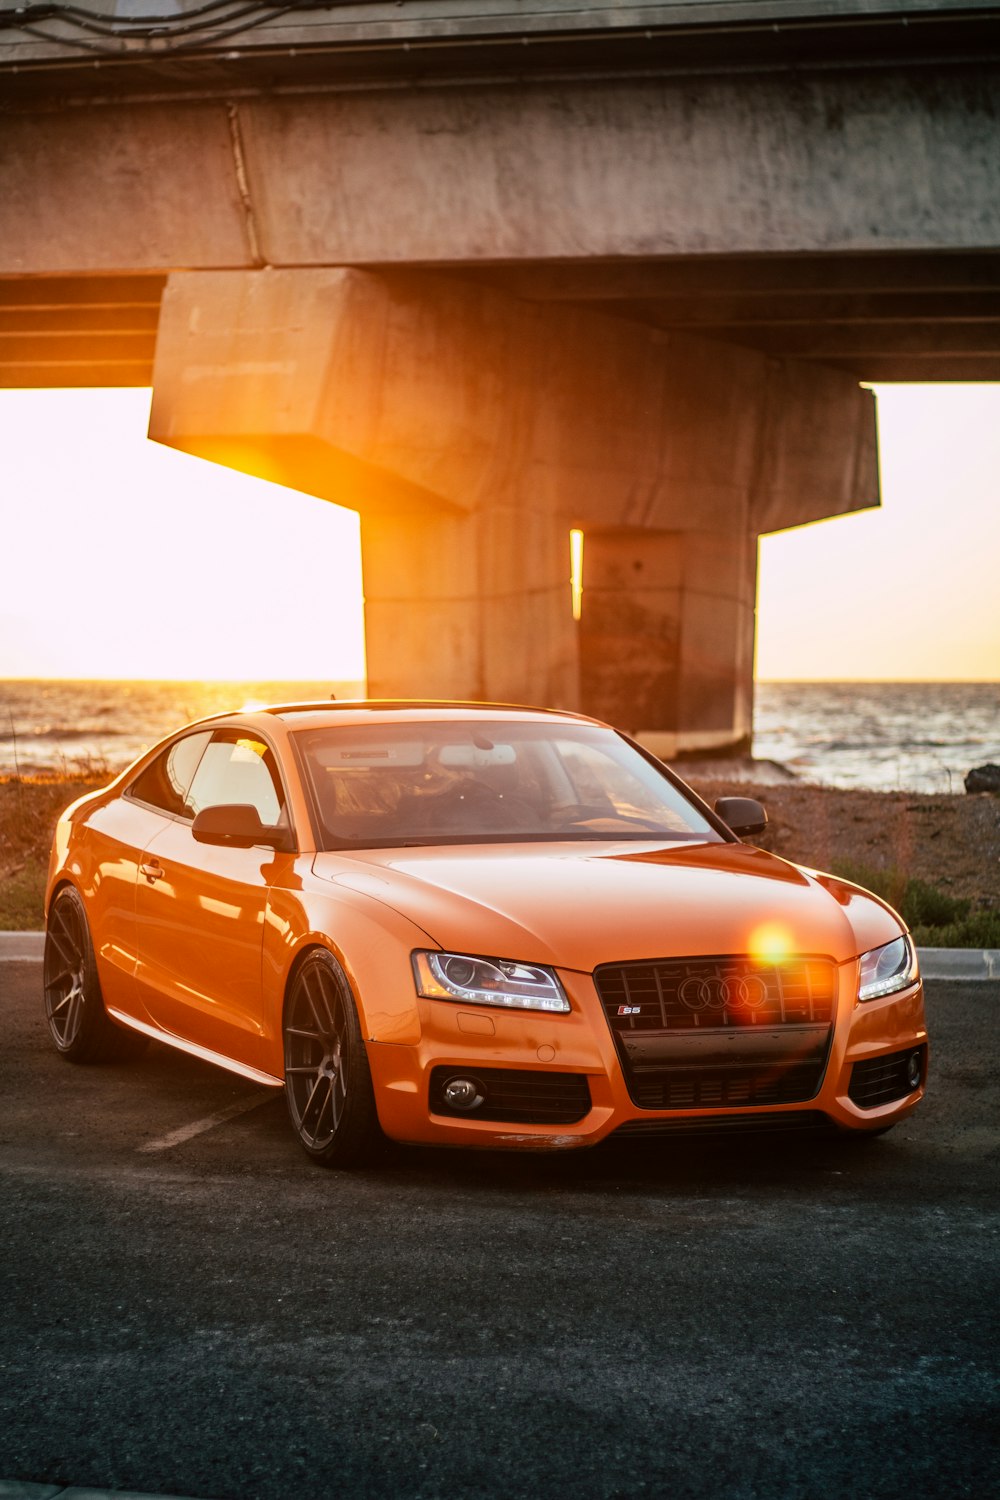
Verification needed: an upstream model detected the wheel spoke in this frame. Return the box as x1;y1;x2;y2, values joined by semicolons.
47;925;76;972
330;988;346;1040
65;988;82;1041
285;1064;323;1075
306;1078;333;1147
286;1026;323;1042
300;1069;326;1123
301;971;327;1035
329;1065;347;1133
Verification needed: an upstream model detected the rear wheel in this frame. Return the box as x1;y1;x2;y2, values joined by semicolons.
44;885;148;1063
282;949;382;1168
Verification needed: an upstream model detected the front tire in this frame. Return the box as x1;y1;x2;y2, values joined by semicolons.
282;949;382;1168
44;885;148;1063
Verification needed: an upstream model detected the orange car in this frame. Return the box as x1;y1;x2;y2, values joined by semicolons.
44;701;927;1164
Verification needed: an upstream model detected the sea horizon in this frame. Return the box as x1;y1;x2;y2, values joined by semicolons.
1;677;997;794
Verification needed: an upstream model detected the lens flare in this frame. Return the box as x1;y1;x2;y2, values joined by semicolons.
748;922;794;963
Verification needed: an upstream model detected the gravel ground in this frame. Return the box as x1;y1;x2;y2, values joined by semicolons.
687;775;1000;909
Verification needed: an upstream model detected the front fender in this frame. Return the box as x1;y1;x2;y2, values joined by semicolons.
262;867;438;1072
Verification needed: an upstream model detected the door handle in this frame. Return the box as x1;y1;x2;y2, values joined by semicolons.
139;860;164;883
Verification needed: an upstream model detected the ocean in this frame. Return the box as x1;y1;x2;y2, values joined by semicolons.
0;679;997;794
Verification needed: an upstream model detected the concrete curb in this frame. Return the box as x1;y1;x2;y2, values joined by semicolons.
0;932;45;960
916;948;1000;981
1;931;998;980
0;1485;216;1500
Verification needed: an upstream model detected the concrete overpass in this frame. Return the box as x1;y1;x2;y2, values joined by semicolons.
2;1;999;751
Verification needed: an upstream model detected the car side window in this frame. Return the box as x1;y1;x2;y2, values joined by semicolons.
127;731;212;819
186;733;287;827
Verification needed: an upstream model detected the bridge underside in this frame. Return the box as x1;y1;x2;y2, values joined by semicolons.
3;250;1000;391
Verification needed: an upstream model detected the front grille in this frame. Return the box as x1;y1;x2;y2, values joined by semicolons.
595;955;836;1031
612;1111;829;1139
849;1046;926;1109
429;1066;591;1124
595;954;836;1111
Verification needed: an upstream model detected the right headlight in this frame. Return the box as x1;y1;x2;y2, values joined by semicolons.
857;935;919;1002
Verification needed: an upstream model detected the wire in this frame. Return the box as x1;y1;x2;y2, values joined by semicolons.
0;0;397;56
1;2;319;54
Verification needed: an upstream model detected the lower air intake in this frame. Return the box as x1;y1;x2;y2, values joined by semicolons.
429;1066;591;1124
849;1046;926;1109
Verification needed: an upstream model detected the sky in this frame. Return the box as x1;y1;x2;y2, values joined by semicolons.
0;383;998;682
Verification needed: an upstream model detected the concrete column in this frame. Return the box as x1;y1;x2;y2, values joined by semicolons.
673;530;758;757
361;507;578;707
149;265;876;751
579;530;683;736
578;529;756;755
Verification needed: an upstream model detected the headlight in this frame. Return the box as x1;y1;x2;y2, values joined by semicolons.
858;935;919;1002
412;950;571;1013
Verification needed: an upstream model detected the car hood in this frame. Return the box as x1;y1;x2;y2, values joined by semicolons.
312;840;904;970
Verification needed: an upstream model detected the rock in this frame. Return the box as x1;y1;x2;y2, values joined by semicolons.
964;764;1000;795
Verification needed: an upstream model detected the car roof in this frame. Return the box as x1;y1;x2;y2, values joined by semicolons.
186;700;602;733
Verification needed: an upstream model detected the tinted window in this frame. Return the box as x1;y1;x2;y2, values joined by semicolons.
295;720;721;849
128;731;211;818
187;734;287;827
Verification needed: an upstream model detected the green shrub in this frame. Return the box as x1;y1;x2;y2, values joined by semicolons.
909;910;1000;949
830;859;996;948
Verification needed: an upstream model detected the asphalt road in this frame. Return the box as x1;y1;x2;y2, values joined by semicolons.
0;963;997;1500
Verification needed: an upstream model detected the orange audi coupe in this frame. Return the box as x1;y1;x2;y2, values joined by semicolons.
44;701;927;1165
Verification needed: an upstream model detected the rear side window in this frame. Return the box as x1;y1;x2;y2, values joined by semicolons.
127;731;211;819
187;733;287;827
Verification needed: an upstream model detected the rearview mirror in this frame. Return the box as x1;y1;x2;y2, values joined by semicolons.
192;804;292;851
714;796;768;838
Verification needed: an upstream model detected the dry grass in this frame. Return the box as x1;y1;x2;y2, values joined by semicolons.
0;771;109;930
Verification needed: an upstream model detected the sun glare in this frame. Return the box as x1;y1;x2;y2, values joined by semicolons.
1;388;366;681
747;922;795;965
1;383;998;683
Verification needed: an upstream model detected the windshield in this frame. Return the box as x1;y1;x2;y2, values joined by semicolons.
294;720;723;849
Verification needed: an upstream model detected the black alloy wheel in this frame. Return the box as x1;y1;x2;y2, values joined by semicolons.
282;949;381;1167
44;885;148;1063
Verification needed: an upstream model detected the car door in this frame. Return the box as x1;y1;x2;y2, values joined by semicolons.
84;729;213;1023
134;729;292;1072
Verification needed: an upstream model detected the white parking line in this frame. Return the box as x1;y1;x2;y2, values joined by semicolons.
137;1093;275;1154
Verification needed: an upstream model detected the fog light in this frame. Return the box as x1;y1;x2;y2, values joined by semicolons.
906;1051;923;1090
442;1076;486;1112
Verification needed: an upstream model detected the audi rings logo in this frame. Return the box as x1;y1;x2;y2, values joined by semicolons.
677;973;769;1011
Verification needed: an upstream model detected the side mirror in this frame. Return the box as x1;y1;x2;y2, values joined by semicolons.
714;796;768;838
192;803;292;851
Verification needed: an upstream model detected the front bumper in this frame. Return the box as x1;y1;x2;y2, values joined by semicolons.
366;962;928;1149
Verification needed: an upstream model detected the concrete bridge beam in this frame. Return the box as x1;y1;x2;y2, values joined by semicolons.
149;267;877;748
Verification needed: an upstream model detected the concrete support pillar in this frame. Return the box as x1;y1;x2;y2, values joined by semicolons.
579;529;756;755
673;531;758;757
579;530;683;736
149;265;877;751
361;507;578;708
